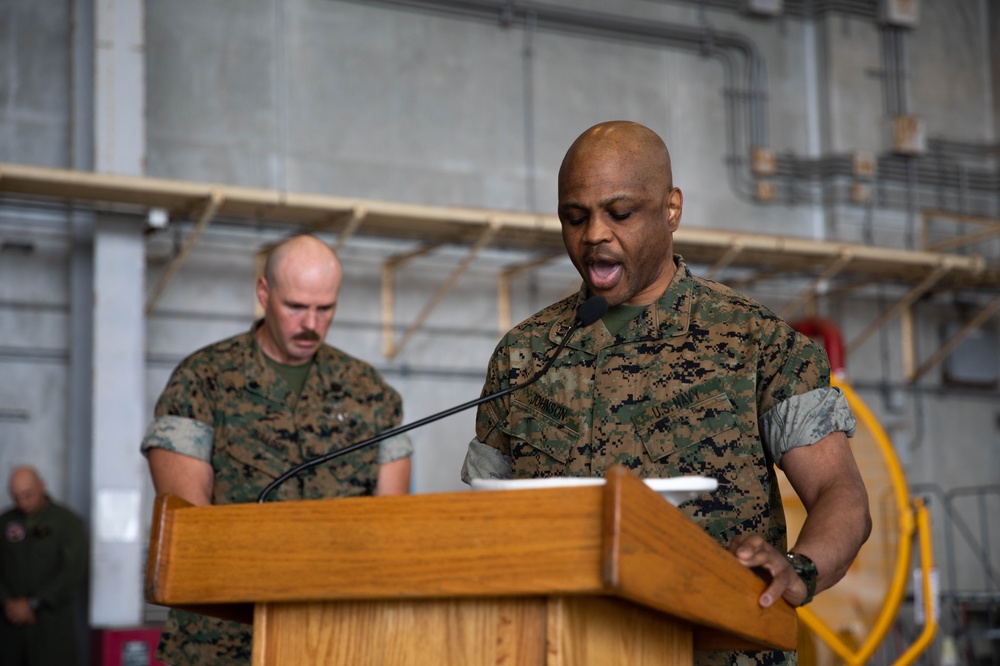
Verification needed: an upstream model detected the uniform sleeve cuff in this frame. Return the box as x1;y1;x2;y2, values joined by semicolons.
377;434;414;463
760;386;858;468
141;415;214;462
461;438;513;485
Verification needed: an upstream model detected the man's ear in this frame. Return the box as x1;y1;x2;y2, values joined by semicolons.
666;187;683;232
255;276;270;310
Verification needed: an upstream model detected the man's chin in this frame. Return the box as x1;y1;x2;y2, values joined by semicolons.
287;341;320;361
586;284;627;307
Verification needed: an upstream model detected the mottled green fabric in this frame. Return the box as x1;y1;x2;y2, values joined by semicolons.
0;499;88;666
142;323;411;666
467;257;852;666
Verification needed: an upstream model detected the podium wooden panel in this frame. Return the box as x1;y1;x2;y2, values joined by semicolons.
145;466;795;665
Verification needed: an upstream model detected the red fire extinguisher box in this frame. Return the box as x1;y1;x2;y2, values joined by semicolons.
91;627;164;666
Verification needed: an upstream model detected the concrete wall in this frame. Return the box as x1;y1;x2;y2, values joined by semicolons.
1;0;998;641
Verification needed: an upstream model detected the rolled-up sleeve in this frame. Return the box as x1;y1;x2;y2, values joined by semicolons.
759;386;857;468
460;437;513;485
377;433;413;464
141;415;214;462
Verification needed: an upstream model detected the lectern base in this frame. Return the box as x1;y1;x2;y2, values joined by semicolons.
252;596;693;666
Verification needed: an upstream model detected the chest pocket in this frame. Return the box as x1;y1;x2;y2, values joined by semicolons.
633;392;740;463
502;392;581;467
219;438;287;478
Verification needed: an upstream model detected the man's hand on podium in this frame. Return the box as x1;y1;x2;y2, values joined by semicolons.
729;534;811;608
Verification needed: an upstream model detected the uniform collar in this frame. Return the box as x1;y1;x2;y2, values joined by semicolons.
243;320;342;403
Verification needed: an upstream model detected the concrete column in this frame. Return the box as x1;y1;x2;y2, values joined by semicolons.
90;218;147;626
89;0;146;627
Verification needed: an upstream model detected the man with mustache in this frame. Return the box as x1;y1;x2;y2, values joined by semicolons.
142;234;412;665
463;121;870;666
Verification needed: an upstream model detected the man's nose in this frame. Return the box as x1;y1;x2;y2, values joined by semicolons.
302;309;318;330
582;217;612;245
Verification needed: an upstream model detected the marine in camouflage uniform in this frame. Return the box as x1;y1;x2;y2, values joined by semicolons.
463;120;871;666
463;258;856;666
142;323;411;665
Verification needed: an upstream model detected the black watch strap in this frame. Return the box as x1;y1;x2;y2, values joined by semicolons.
785;552;818;605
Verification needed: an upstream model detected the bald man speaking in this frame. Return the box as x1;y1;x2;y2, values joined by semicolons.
142;234;412;665
463;121;871;666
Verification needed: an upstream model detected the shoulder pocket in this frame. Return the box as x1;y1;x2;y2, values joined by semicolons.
633;392;739;462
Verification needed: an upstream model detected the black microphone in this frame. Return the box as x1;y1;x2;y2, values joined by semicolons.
257;295;608;502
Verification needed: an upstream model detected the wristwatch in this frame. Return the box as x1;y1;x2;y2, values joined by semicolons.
27;596;40;611
785;552;818;605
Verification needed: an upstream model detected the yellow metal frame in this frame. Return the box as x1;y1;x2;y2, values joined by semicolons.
797;377;937;665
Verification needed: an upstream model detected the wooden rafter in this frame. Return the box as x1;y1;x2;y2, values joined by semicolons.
3;162;1000;365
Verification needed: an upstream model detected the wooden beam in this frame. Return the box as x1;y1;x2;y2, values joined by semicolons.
497;252;564;334
778;252;853;320
2;162;998;291
381;242;447;358
845;264;951;357
145;190;224;316
921;209;1000;253
703;242;744;281
385;220;502;359
909;291;1000;382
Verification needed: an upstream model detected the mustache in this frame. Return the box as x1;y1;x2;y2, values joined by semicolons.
292;331;321;342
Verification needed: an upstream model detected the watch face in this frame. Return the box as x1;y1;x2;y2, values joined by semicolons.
786;552;818;604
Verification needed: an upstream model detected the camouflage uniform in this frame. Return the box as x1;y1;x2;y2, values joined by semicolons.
142;322;411;666
463;257;855;666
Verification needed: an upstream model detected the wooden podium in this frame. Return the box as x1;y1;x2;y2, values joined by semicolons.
145;466;795;665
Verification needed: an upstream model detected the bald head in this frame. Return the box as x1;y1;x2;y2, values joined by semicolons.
556;121;683;306
256;235;344;365
9;466;48;515
559;121;674;199
263;234;343;290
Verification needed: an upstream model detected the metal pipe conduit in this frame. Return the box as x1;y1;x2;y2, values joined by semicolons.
348;0;999;217
350;0;768;197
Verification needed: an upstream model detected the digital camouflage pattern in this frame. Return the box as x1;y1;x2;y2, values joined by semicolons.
143;324;406;666
473;257;844;666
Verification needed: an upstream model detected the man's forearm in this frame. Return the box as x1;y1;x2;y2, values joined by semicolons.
789;479;872;594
